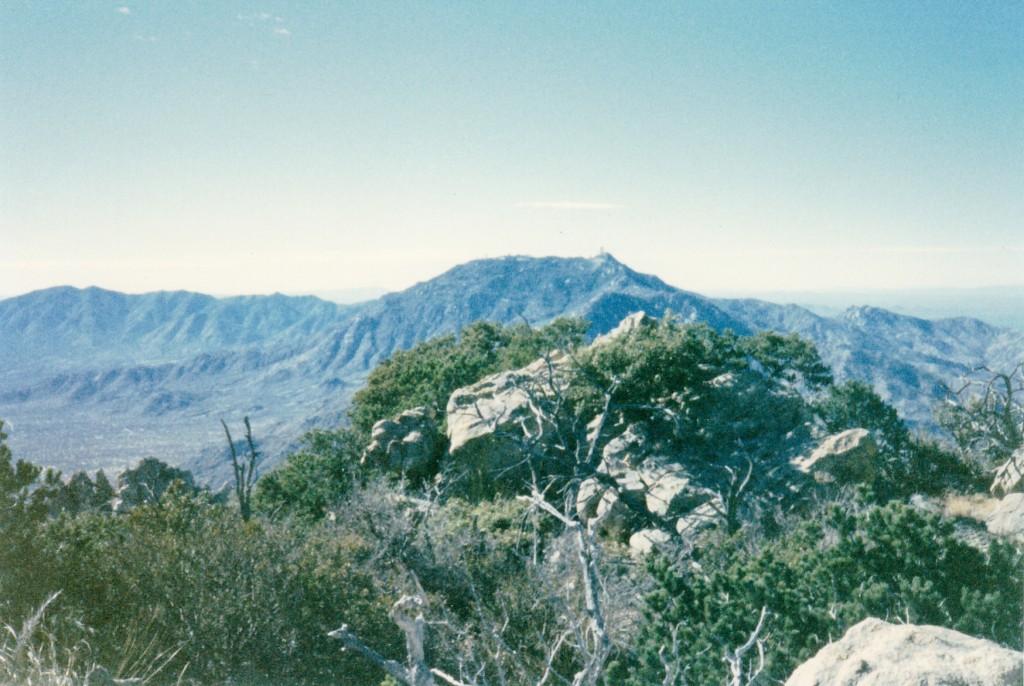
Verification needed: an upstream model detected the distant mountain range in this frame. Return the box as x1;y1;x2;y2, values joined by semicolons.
1;254;1021;484
716;286;1024;331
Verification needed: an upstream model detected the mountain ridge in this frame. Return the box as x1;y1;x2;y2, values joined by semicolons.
1;254;1021;482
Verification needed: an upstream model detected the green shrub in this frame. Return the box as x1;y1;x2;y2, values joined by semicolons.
8;487;396;684
630;501;1022;685
348;318;587;438
255;427;364;522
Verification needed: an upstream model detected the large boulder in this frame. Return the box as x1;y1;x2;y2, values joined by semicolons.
362;407;444;478
628;528;672;556
791;428;878;484
985;492;1024;544
785;618;1023;686
445;354;569;493
447;355;569;452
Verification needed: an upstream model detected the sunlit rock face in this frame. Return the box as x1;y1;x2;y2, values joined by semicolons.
785;618;1024;686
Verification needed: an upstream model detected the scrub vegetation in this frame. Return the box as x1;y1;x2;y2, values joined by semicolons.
0;318;1018;685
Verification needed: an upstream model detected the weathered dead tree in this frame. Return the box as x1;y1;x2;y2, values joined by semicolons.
941;363;1024;495
221;416;259;521
329;593;474;686
517;488;613;686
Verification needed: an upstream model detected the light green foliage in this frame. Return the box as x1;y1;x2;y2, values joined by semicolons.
630;502;1023;685
349;318;587;438
255;427;363;522
325;483;580;683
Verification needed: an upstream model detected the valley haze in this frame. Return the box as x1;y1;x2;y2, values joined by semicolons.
1;254;1021;486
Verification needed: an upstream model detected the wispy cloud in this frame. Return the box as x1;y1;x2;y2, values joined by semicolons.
117;6;131;15
238;12;285;24
238;12;289;36
517;201;625;211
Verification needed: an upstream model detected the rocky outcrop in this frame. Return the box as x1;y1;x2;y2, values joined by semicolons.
445;354;569;492
992;446;1023;497
985;492;1024;544
578;421;724;550
113;457;196;513
591;311;656;346
785;618;1023;686
791;428;878;484
362;407;443;478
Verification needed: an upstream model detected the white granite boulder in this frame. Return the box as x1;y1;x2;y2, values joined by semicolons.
791;428;878;484
785;618;1023;686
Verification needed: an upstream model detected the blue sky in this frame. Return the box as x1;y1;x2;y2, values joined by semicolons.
2;1;1021;297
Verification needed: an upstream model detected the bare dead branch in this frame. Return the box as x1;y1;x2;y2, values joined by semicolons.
723;606;768;686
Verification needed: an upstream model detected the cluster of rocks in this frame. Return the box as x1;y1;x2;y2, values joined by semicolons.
361;407;444;478
361;312;893;554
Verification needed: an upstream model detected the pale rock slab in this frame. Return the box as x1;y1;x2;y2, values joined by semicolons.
785;618;1023;686
985;492;1024;544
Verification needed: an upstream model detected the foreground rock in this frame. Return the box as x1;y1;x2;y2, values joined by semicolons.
785;618;1023;686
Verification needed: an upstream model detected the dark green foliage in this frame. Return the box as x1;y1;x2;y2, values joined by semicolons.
739;330;833;390
2;322;1018;685
631;502;1023;685
254;427;363;522
349;318;587;438
816;381;909;451
572;320;824;531
574;321;823;451
0;419;42;526
816;382;983;496
8;487;398;684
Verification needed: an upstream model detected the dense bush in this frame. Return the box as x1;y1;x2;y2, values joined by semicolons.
254;427;365;522
348;318;587;438
1;324;1018;685
629;501;1023;685
4;486;398;684
816;381;984;497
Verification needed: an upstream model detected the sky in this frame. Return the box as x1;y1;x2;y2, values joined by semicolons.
1;1;1022;299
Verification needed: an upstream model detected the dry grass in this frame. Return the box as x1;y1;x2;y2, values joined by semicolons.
943;492;1000;522
0;593;184;686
